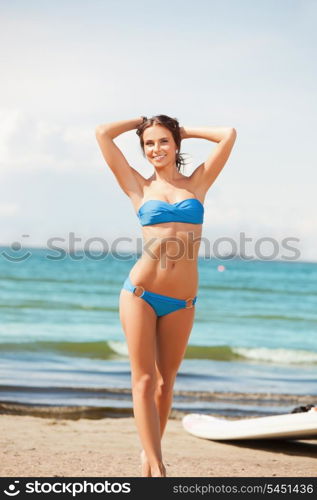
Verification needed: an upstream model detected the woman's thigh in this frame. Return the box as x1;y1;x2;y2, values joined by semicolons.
155;307;195;379
119;289;158;379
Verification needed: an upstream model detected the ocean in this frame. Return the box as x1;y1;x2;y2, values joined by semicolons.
1;247;316;418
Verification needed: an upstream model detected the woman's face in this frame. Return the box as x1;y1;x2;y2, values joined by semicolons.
143;125;177;168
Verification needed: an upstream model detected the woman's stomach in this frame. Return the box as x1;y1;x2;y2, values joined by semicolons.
129;226;202;297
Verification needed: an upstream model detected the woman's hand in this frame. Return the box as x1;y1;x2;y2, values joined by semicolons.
179;126;186;139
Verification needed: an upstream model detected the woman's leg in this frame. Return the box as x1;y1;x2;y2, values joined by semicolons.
155;307;195;437
119;289;166;477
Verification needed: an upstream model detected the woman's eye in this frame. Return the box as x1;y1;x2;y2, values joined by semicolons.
145;139;168;145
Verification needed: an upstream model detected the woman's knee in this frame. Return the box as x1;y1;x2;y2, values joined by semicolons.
132;373;157;398
155;373;176;397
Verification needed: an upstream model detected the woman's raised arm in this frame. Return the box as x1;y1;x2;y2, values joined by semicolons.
95;117;146;198
181;126;237;195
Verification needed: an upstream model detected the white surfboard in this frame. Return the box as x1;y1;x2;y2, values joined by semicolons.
182;408;317;441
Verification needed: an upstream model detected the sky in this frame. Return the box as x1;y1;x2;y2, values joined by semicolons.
0;0;316;262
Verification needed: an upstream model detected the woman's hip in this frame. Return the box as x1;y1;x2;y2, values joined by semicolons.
121;274;197;318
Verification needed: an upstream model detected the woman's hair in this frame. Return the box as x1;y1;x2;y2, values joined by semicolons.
136;114;187;172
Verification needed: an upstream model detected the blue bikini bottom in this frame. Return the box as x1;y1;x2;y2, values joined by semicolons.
122;275;197;318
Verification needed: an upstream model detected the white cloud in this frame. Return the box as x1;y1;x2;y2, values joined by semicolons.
0;109;103;172
0;109;22;163
0;203;19;216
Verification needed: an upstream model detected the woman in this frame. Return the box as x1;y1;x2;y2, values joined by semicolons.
95;115;236;477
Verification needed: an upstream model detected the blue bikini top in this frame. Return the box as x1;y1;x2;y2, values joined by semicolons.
137;198;204;226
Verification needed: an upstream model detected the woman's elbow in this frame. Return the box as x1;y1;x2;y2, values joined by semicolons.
227;128;237;143
95;124;109;136
230;127;237;137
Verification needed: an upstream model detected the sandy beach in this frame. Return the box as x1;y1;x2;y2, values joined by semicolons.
1;414;316;477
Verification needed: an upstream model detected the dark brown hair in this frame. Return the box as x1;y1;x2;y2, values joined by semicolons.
136;114;187;172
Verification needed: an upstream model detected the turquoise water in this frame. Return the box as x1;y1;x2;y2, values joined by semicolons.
1;247;316;416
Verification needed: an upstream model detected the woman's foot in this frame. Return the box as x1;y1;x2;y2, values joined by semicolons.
150;462;166;477
140;450;151;477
